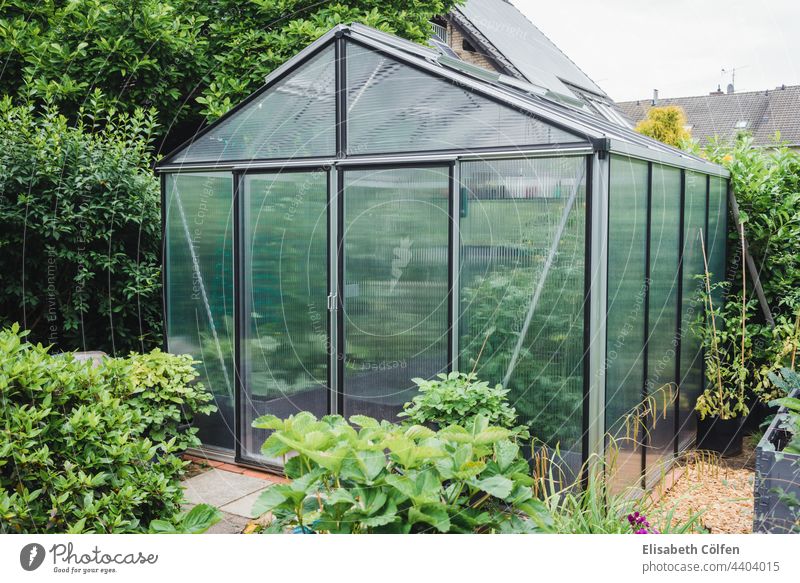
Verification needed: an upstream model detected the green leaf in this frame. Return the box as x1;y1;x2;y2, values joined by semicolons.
472;475;513;499
408;504;451;532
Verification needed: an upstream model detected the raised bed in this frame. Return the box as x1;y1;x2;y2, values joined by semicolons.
753;390;800;533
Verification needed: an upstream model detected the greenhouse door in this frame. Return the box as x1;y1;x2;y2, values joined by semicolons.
338;165;453;420
240;169;332;462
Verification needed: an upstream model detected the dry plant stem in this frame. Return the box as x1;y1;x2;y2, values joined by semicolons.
699;230;724;404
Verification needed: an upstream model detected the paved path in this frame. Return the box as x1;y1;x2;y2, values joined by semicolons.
181;455;286;533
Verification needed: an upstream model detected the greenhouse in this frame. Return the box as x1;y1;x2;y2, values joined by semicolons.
158;24;729;485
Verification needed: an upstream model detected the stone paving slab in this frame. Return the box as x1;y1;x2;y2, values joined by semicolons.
205;511;251;534
219;488;269;519
183;469;269;508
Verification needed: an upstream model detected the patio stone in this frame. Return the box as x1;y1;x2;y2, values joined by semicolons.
205;511;251;534
182;468;269;508
219;488;270;519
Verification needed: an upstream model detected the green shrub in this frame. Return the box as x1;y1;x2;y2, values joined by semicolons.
251;412;551;534
769;368;800;455
400;372;518;429
703;136;800;403
0;100;161;354
1;0;462;146
124;350;216;452
0;324;213;533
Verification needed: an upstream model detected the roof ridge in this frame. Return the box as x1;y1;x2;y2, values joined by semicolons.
618;84;800;104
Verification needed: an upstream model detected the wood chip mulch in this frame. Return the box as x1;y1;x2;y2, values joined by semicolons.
653;435;758;534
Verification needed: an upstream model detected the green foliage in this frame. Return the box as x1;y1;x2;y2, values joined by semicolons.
0;99;162;354
121;350;217;452
149;503;221;534
0;324;214;533
769;368;800;454
250;412;551;534
399;372;518;429
694;280;751;420
634;105;692;148
703;135;800;404
1;0;462;146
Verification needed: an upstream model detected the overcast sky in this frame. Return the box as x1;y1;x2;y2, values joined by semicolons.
513;0;800;102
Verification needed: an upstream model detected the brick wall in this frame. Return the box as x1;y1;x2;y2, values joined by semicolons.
446;22;502;73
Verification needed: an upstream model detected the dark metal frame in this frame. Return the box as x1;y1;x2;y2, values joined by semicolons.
581;154;594;483
640;162;653;488
234;165;333;469
335;161;455;419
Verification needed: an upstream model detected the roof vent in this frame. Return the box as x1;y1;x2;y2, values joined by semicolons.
735;120;748;129
727;83;734;94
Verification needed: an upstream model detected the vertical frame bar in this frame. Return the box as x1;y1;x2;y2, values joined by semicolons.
587;152;609;471
449;162;460;372
232;170;244;462
640;162;653;488
335;34;347;157
673;169;686;455
336;167;346;416
328;167;339;417
161;173;169;353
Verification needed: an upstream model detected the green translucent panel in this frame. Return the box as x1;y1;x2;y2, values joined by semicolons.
605;156;648;489
169;47;336;164
707;176;728;308
346;44;578;155
458;157;586;475
342;167;450;420
678;171;708;449
165;173;234;450
242;172;329;460
644;165;682;485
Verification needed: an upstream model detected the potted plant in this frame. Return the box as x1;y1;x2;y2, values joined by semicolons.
693;226;749;456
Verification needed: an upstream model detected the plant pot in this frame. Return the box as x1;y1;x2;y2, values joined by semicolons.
743;398;778;433
696;413;744;457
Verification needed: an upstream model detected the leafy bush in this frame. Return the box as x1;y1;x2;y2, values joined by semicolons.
124;350;216;452
634;105;692;148
0;100;161;354
399;372;518;429
0;324;213;533
1;0;462;147
251;412;551;534
703;136;800;403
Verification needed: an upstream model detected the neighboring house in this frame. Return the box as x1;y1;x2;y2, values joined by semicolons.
617;85;800;150
430;0;629;126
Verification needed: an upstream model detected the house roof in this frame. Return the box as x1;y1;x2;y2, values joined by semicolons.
452;0;608;98
158;23;727;178
617;85;800;148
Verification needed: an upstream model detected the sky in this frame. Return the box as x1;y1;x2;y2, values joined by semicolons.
512;0;800;102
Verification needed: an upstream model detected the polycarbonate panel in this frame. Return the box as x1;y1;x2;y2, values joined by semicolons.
169;47;335;163
707;176;728;308
678;171;708;449
342;167;450;420
644;165;682;485
458;157;586;476
242;171;329;459
165;173;234;450
605;156;648;489
345;43;579;155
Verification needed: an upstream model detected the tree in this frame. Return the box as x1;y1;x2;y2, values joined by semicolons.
0;0;462;152
0;98;162;353
634;105;692;148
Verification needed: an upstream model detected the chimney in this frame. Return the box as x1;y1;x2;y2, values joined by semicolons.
709;85;724;96
727;83;734;94
652;89;659;105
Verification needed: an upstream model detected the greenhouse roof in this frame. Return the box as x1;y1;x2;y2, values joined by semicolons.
159;23;728;178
